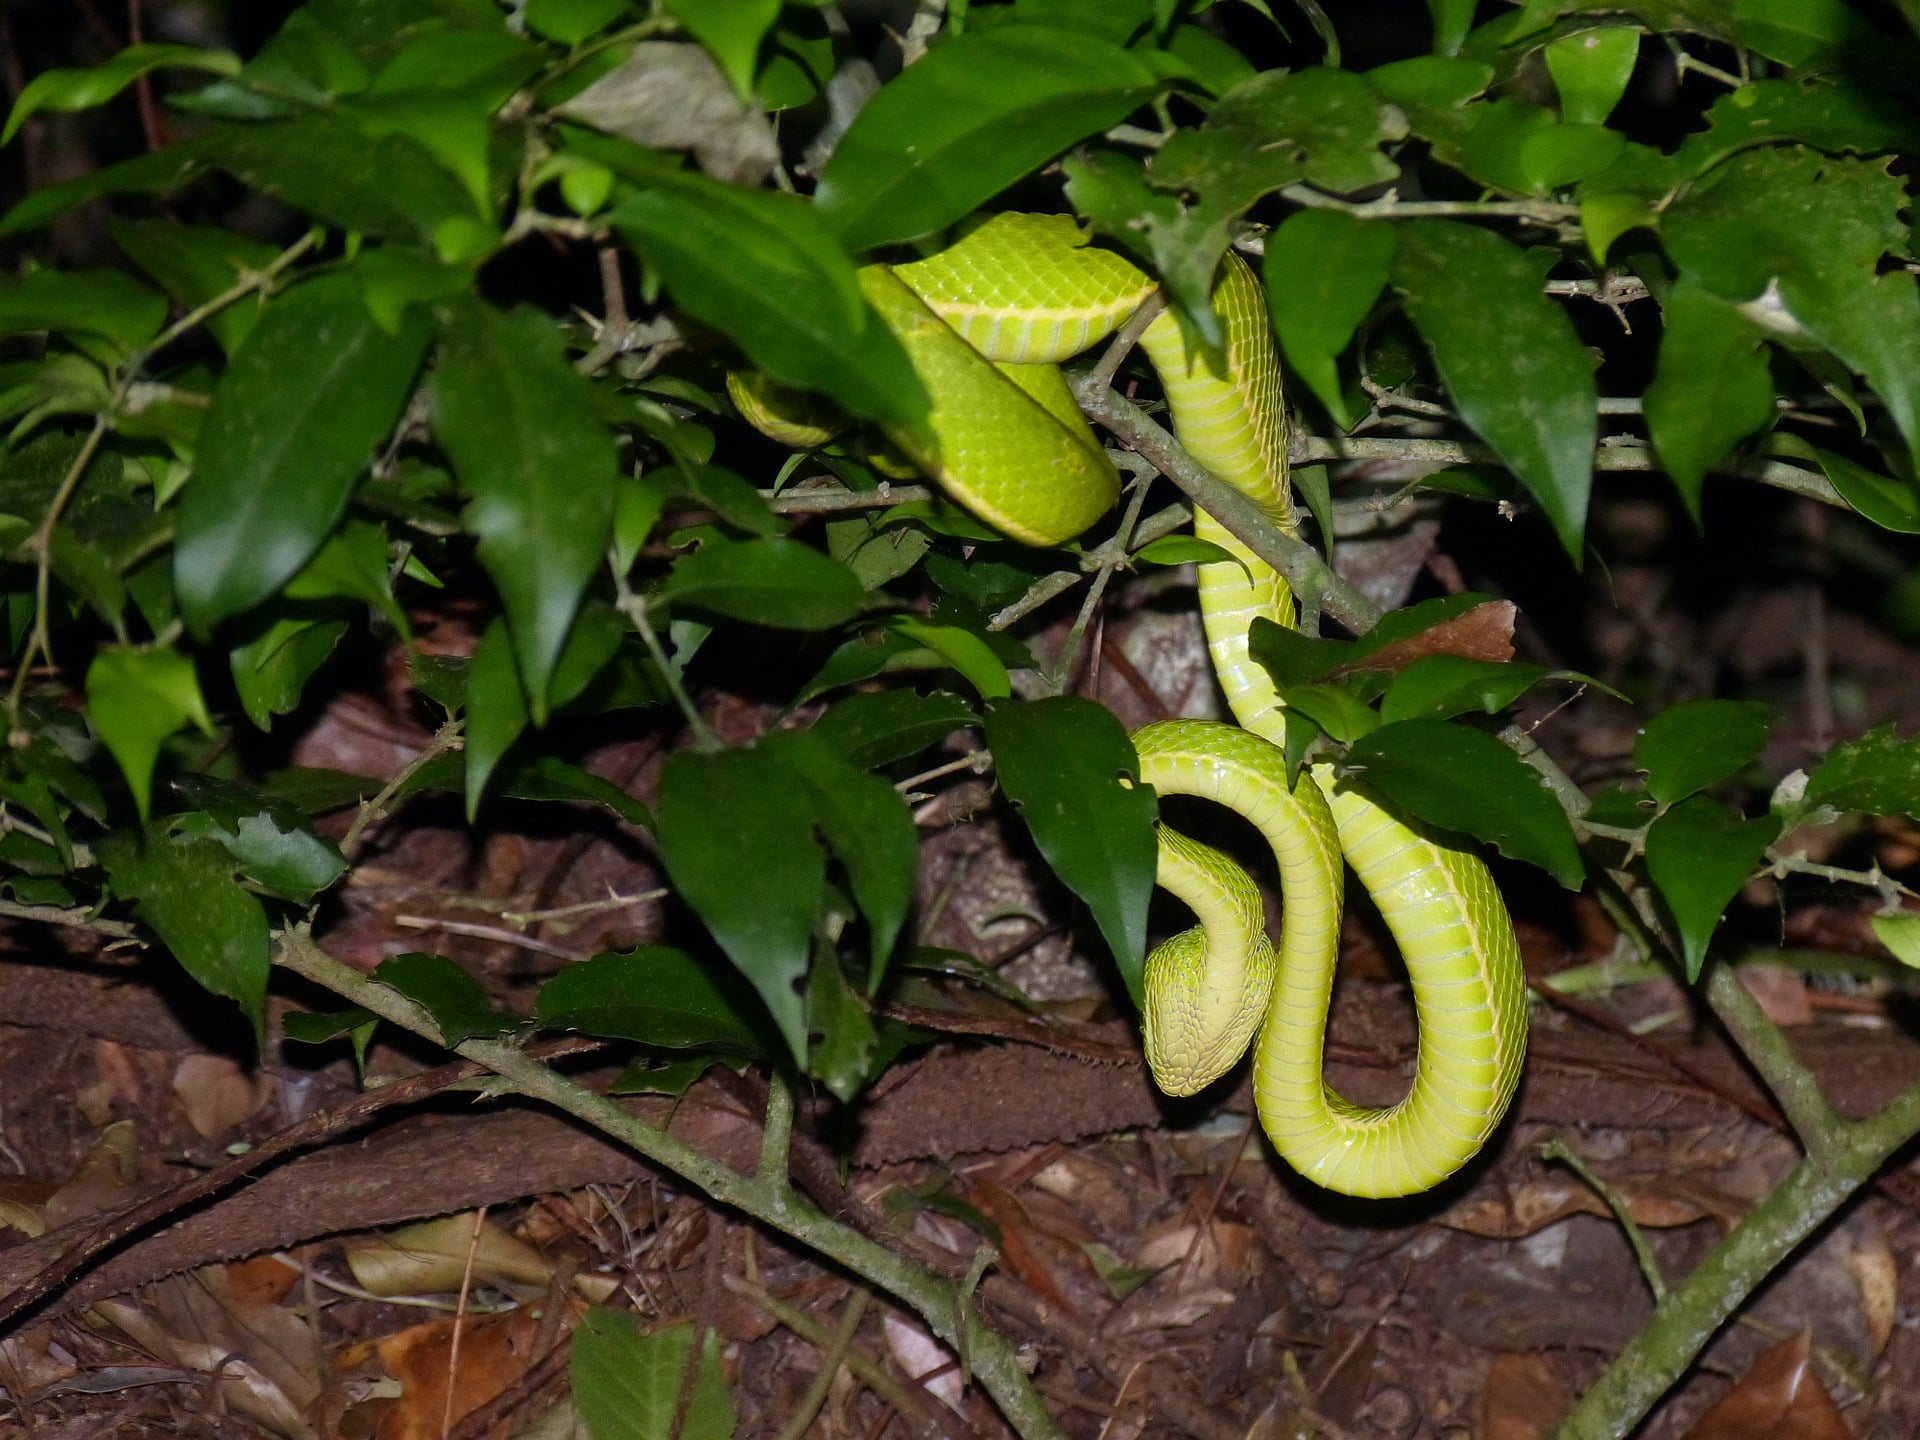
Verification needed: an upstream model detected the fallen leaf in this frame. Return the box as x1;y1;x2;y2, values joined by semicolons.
346;1211;555;1297
1838;1224;1897;1361
43;1120;139;1229
1131;1221;1253;1289
882;1312;964;1413
1740;964;1815;1027
374;1305;545;1440
1679;1330;1850;1440
1483;1352;1570;1440
226;1252;303;1308
173;1053;272;1138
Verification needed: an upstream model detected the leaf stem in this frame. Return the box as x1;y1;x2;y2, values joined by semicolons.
614;581;719;751
1047;475;1154;693
340;716;465;863
1541;1137;1667;1301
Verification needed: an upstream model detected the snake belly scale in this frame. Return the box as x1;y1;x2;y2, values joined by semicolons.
754;212;1527;1198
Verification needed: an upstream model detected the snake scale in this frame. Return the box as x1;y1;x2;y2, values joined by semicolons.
739;213;1527;1198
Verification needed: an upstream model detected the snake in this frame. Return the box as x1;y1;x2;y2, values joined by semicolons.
735;212;1527;1198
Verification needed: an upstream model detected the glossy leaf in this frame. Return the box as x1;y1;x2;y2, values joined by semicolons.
1424;0;1475;54
536;946;766;1053
1545;28;1639;125
230;611;349;730
1393;220;1596;561
527;0;632;45
1646;796;1780;981
1634;699;1773;805
606;165;927;429
656;746;821;1061
369;953;510;1044
1803;726;1920;819
462;617;528;819
571;1313;734;1440
98;828;269;1041
662;0;779;100
1644;282;1776;522
1794;442;1920;535
86;646;212;822
171;773;347;902
1264;209;1397;430
3;43;240;145
660;537;864;630
810;689;978;770
1345;719;1583;888
1380;656;1552;724
176;275;429;634
889;618;1011;701
1663;147;1920;470
815;25;1162;251
1131;534;1241;567
432;299;618;717
0;268;168;356
109;218;279;356
986;698;1158;1003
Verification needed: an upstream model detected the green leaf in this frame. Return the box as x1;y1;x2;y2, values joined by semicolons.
0;268;169;357
1275;681;1379;743
1344;719;1583;887
3;43;240;145
1633;699;1773;806
604;159;927;430
1263;209;1397;430
810;689;978;770
0;143;209;240
571;1313;734;1440
98;828;269;1041
109;218;280;356
527;0;632;45
374;952;514;1045
609;1055;724;1095
1645;796;1780;981
1663;148;1920;471
170;774;347;902
86;646;213;823
282;1006;378;1065
1154;65;1403;199
657;746;822;1061
230;611;350;730
1788;441;1920;536
1871;913;1920;970
806;952;879;1101
1425;0;1476;54
986;698;1158;1003
176;275;430;634
463;616;528;819
889;618;1011;701
1803;726;1920;819
1660;78;1920;191
1392;220;1596;561
1380;656;1552;724
1545;27;1639;125
1643;281;1775;523
1131;534;1242;568
815;24;1162;252
1246;616;1353;687
282;518;409;633
770;731;918;987
656;464;784;538
662;0;780;100
204;115;483;245
432;299;619;717
660;537;863;630
536;946;767;1052
1580;190;1656;265
1455;101;1624;197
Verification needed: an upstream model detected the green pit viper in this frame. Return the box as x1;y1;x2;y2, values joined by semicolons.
732;212;1527;1199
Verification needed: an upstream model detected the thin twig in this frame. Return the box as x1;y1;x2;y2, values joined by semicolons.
441;1205;490;1440
775;1289;873;1440
341;718;466;861
1542;1138;1667;1302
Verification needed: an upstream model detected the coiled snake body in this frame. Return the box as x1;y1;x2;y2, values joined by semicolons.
744;213;1527;1198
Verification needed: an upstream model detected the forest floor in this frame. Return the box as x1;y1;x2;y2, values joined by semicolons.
3;491;1920;1440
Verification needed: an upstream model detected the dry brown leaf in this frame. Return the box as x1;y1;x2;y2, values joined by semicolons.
374;1305;544;1440
345;1212;554;1297
1838;1224;1898;1360
1132;1221;1254;1290
1481;1353;1570;1440
43;1120;139;1229
226;1252;304;1308
964;1180;1072;1307
1739;965;1816;1027
173;1053;272;1139
1679;1330;1850;1440
882;1312;965;1413
1330;600;1517;677
1440;1169;1728;1238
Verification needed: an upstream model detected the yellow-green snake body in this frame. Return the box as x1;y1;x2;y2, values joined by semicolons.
752;213;1528;1197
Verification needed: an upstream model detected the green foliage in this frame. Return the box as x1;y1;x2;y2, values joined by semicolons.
1646;797;1781;980
571;1312;735;1440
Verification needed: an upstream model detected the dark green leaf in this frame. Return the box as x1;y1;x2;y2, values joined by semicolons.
986;698;1158;1002
1646;796;1780;981
0;143;209;239
1545;27;1638;125
462;616;528;818
230;611;350;730
1380;655;1552;724
1393;220;1596;560
1246;616;1353;687
109;218;279;355
1131;534;1242;567
658;464;784;537
771;730;917;987
1153;65;1403;200
1345;719;1583;887
98;828;269;1041
0;268;168;356
1263;209;1397;430
1793;441;1920;535
605;160;927;429
432;299;618;716
373;952;514;1045
807;951;879;1101
527;0;632;45
486;754;651;828
609;1055;724;1095
282;1006;378;1065
1661;78;1920;190
1803;726;1920;819
170;775;348;902
2;43;239;144
536;946;766;1052
86;646;212;822
657;746;822;1060
1663;148;1920;470
176;275;430;633
1643;281;1775;522
571;1314;734;1440
1634;699;1773;805
1276;681;1379;742
815;25;1162;251
889;618;1011;701
660;537;863;630
282;518;409;633
810;689;978;770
